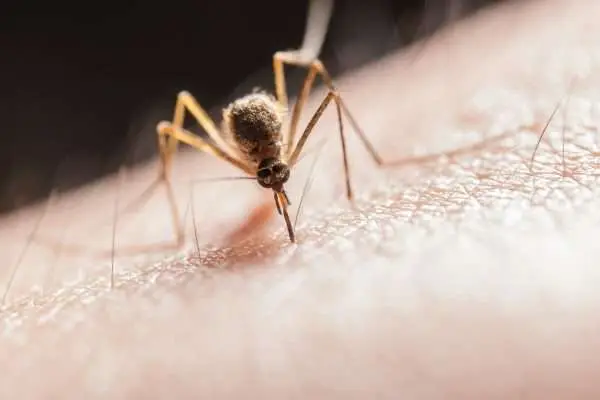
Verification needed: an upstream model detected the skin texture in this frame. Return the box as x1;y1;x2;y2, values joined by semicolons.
2;0;600;397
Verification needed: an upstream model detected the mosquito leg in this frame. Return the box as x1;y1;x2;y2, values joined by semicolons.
273;52;319;155
168;91;238;163
310;61;390;167
288;91;336;166
189;184;201;255
149;88;249;247
275;55;394;169
287;90;353;200
156;122;252;174
272;0;334;156
156;121;252;245
272;0;333;104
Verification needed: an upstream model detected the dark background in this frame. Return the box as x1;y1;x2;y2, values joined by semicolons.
0;0;499;213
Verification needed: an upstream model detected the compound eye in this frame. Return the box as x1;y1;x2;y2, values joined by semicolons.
272;164;284;174
257;168;271;179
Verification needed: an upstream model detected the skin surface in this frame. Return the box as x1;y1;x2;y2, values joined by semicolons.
2;0;600;398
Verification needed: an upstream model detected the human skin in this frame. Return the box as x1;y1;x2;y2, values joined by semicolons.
2;0;600;398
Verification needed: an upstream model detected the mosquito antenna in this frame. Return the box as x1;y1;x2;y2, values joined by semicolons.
2;190;56;305
299;0;335;60
293;136;331;231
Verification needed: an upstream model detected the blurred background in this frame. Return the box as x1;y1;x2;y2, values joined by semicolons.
0;0;501;214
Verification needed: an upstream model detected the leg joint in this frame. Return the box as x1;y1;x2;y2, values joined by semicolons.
177;90;192;99
156;121;171;134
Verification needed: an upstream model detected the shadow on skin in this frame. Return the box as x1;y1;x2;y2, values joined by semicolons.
3;0;600;398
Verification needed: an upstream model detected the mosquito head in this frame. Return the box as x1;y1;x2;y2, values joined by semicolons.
256;157;290;191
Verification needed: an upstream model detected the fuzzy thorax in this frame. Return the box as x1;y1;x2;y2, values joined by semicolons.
222;92;287;166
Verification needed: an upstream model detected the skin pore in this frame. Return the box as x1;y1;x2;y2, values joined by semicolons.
3;0;600;398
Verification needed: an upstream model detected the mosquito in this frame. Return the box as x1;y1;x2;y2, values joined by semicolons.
159;69;341;243
155;1;397;244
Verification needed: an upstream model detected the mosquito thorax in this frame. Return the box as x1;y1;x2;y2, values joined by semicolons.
223;92;286;164
256;157;290;190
